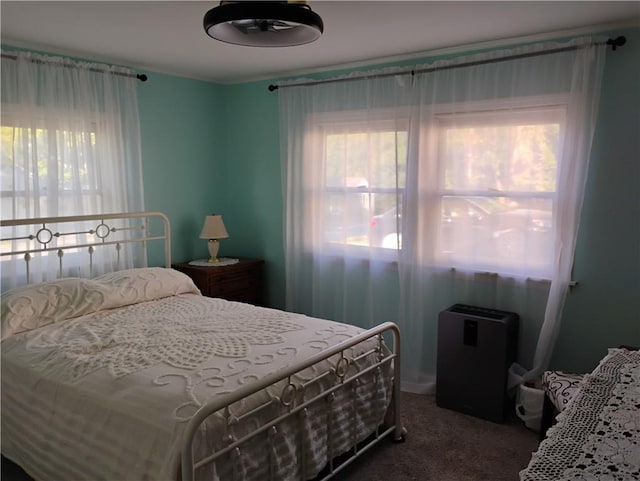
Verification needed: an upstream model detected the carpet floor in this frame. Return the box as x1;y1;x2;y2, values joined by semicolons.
1;392;539;481
338;392;539;481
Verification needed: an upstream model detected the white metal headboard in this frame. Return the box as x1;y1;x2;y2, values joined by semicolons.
0;212;171;286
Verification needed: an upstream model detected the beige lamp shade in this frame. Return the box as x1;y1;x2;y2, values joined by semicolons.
199;214;229;240
200;214;229;263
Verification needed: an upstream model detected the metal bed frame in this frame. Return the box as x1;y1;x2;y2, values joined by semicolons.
182;321;403;481
1;211;405;481
0;211;172;279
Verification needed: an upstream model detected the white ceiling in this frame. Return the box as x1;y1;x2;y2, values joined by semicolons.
2;1;639;84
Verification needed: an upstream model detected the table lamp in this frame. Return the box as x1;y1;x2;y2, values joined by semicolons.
199;214;229;263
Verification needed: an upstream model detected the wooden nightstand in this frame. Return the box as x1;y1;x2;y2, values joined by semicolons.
172;257;264;305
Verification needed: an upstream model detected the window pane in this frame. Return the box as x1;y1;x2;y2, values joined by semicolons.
443;123;559;192
369;130;407;188
59;129;97;191
324;191;371;246
2;121;100;218
325;130;407;189
326;132;367;182
369;194;402;249
323;125;407;248
438;195;553;271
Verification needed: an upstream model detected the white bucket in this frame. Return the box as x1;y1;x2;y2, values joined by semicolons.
516;384;544;432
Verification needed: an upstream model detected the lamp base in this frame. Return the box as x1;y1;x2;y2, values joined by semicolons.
207;239;220;263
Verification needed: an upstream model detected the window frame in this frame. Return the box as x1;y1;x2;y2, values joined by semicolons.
426;96;567;276
305;109;410;259
1;107;110;272
1;106;105;218
304;94;568;277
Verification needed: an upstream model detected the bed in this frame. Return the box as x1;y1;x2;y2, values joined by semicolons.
519;347;640;481
1;212;404;481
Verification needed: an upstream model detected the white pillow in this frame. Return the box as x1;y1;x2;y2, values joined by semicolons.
1;267;200;340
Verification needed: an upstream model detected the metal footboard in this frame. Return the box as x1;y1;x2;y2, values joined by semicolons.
181;321;404;481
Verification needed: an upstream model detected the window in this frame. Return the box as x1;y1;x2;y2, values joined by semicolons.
309;97;564;277
432;102;563;276
312;116;408;254
1;115;101;220
1;114;108;261
1;52;145;290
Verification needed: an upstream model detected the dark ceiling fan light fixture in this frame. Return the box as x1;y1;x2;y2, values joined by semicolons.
203;1;323;47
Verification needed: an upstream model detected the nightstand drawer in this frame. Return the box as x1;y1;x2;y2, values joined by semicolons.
209;287;261;304
206;268;259;287
208;275;257;296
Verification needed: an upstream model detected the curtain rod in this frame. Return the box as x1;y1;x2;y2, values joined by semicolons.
0;53;148;82
268;36;626;92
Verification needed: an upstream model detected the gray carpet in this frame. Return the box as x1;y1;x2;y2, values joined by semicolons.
1;392;539;481
337;392;539;481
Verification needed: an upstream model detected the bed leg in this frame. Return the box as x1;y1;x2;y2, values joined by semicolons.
392;426;407;443
391;326;406;443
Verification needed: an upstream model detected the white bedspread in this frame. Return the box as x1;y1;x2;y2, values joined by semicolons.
1;269;390;481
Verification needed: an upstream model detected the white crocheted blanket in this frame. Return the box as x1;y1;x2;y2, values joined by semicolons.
520;348;640;481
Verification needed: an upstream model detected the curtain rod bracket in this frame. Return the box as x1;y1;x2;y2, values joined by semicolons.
606;36;626;51
137;74;148;82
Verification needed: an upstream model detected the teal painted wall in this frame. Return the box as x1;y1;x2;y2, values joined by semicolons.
219;80;285;306
223;26;640;374
137;71;227;266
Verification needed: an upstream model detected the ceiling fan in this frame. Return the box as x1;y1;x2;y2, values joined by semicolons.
203;1;324;47
232;18;294;35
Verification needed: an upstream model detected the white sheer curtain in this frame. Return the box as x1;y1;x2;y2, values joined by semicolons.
279;67;413;329
279;38;607;393
1;50;145;289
